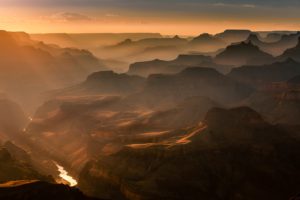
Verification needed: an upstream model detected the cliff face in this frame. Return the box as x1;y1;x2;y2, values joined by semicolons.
0;30;106;112
78;107;300;200
0;148;51;184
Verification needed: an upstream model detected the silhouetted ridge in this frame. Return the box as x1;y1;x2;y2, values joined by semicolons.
0;181;101;200
288;75;300;84
279;36;300;61
175;54;211;62
117;38;133;46
230;41;258;50
228;58;300;87
214;40;274;66
192;33;224;43
202;106;292;141
49;70;145;97
205;106;264;126
0;148;12;161
220;29;251;35
215;29;252;43
194;33;213;40
179;67;220;77
246;33;260;42
86;71;118;81
127;54;214;77
85;70;144;84
284;57;299;65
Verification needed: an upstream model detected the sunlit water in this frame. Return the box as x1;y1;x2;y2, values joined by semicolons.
55;163;78;187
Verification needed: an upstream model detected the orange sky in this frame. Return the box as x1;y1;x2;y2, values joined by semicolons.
0;2;299;35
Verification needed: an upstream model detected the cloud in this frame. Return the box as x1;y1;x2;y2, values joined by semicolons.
50;12;91;22
213;3;226;6
213;2;256;8
242;4;256;8
105;13;119;17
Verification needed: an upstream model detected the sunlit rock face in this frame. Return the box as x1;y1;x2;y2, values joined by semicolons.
0;146;51;184
0;30;106;113
25;94;219;175
78;107;300;200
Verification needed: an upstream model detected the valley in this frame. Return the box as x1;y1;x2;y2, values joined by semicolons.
0;27;300;200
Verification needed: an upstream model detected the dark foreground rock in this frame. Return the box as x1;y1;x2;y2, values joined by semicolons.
0;180;102;200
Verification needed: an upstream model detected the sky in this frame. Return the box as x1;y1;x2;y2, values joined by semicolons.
0;0;299;35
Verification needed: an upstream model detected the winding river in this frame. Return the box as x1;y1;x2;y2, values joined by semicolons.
55;163;78;187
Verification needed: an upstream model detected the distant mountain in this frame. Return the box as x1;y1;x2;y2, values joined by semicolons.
214;41;274;66
246;33;300;56
78;107;300;200
263;32;283;42
129;67;253;107
98;36;188;62
0;30;106;112
0;180;101;200
111;36;187;49
278;37;300;62
49;71;146;97
31;33;163;48
31;33;77;48
189;33;227;52
228;58;300;88
128;54;232;77
122;96;219;130
215;29;252;44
